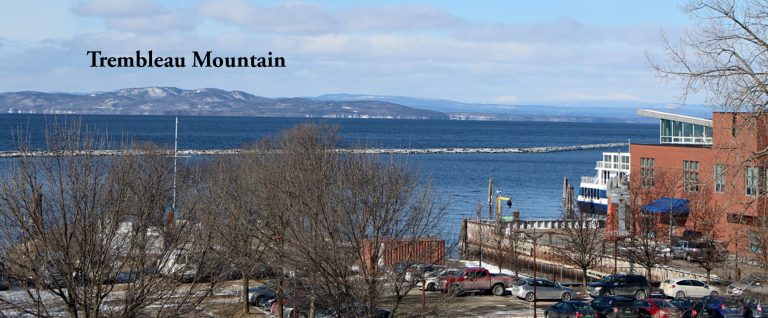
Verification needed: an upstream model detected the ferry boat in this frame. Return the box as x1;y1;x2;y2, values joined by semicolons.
576;151;629;214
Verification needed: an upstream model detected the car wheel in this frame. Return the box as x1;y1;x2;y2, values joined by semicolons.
635;289;647;300
492;284;505;296
254;295;264;307
427;283;436;292
561;292;572;301
525;292;535;302
448;285;460;297
600;289;612;296
675;291;685;298
710;291;718;296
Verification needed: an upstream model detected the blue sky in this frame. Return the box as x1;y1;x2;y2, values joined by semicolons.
0;0;704;105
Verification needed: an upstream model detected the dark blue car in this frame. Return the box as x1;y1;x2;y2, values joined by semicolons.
545;301;597;318
742;292;768;318
590;295;638;318
700;295;744;318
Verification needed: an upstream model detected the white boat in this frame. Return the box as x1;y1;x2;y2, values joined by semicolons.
576;152;629;214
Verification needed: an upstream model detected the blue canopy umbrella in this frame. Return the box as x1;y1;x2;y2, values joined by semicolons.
642;197;690;216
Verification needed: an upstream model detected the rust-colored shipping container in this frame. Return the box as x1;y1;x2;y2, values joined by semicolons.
362;238;445;271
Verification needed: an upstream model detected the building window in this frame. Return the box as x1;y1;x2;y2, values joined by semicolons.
659;119;712;145
727;213;759;226
621;155;630;170
641;157;655;188
746;167;760;196
714;164;725;193
750;232;762;254
684;160;699;192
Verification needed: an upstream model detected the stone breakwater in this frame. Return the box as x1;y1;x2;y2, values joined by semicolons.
0;143;627;158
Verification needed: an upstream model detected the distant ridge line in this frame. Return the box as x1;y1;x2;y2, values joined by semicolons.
0;143;627;158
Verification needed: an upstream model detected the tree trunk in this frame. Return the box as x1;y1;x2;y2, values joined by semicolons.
309;289;315;318
277;273;284;318
646;266;652;281
243;274;250;314
706;269;711;284
582;268;588;294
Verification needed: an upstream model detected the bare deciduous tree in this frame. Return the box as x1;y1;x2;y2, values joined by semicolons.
651;0;768;269
558;208;603;292
197;154;269;314
254;124;448;318
684;189;727;283
0;120;219;317
624;170;680;280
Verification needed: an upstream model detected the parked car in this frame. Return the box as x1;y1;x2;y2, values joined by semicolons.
545;301;597;318
510;278;575;302
741;291;768;318
669;297;701;318
272;297;390;318
589;295;638;318
404;263;442;282
728;274;767;296
419;268;460;292
587;274;651;299
634;298;683;318
669;298;707;318
440;267;516;296
671;240;703;259
243;284;276;307
315;303;392;318
699;295;744;318
661;278;721;298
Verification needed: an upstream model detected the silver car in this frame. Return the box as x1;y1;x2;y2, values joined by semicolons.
242;284;275;307
728;274;767;296
418;268;460;292
510;278;574;302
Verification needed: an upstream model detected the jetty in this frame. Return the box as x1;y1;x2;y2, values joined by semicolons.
0;142;627;158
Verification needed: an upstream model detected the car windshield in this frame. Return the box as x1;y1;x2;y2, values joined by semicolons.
571;303;591;310
515;280;529;286
722;299;742;308
653;301;673;308
440;270;457;277
671;299;693;308
743;274;765;284
600;276;619;283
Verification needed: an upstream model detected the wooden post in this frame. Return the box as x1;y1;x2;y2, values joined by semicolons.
422;278;426;314
488;177;494;219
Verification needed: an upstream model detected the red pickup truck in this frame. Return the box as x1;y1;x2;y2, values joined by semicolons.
439;268;516;296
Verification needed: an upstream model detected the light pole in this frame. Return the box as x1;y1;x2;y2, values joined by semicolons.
476;203;483;268
524;226;545;318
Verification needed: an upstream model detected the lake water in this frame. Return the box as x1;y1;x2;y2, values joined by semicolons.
0;114;658;238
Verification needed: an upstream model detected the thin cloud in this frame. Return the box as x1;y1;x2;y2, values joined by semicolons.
72;0;195;32
198;0;464;34
73;0;161;17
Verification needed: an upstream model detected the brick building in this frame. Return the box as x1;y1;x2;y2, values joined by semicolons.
629;109;768;256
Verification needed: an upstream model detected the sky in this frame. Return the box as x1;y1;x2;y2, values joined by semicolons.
0;0;706;105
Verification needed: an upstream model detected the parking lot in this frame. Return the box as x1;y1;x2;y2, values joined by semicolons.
382;286;585;317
